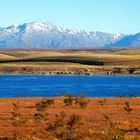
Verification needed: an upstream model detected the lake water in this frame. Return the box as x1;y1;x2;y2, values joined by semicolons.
0;75;140;98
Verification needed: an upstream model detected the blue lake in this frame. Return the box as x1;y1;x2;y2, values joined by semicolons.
0;75;140;98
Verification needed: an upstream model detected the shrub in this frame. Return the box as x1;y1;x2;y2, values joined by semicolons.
35;99;54;111
75;95;89;108
64;94;89;108
112;67;121;74
64;95;75;106
33;112;49;122
11;101;27;125
98;99;107;107
34;99;52;123
47;112;83;140
127;68;135;74
46;99;54;106
79;100;88;108
123;101;133;114
68;114;82;128
11;101;21;123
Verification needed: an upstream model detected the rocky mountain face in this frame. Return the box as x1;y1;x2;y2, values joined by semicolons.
0;22;139;48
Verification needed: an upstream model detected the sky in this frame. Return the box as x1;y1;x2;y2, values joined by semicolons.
0;0;140;34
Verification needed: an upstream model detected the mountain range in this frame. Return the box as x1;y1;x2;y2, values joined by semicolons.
0;22;139;48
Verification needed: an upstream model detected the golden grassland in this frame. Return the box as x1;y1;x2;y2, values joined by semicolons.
0;48;139;75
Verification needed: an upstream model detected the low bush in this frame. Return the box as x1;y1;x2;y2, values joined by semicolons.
64;95;75;106
47;112;83;140
127;68;135;74
112;67;121;74
34;99;52;123
35;99;54;111
75;95;89;108
98;99;107;107
11;101;27;125
34;112;49;122
123;101;133;114
64;94;89;108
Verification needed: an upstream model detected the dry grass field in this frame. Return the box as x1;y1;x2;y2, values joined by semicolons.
0;47;139;75
0;97;140;140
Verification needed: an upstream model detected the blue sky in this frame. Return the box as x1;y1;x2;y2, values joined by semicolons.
0;0;140;33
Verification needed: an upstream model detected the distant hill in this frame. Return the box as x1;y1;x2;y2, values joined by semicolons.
109;33;140;47
0;22;139;48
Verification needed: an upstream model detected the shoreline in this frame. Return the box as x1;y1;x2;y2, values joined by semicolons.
0;95;140;99
0;72;139;76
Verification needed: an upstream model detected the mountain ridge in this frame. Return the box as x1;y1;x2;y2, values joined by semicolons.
0;22;139;48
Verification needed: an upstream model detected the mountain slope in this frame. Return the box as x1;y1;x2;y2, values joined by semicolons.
110;33;140;47
0;22;124;48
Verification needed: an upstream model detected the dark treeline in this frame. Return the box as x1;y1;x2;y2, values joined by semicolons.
0;57;104;66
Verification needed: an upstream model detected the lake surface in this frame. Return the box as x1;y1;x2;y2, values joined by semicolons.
0;75;140;98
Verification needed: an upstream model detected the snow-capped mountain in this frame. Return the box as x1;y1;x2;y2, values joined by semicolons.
109;33;140;47
0;22;138;48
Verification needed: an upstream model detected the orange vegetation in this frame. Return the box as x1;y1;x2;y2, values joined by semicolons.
0;97;140;139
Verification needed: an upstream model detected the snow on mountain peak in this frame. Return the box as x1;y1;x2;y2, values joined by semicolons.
24;22;56;32
0;21;138;48
113;34;123;40
13;24;18;28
